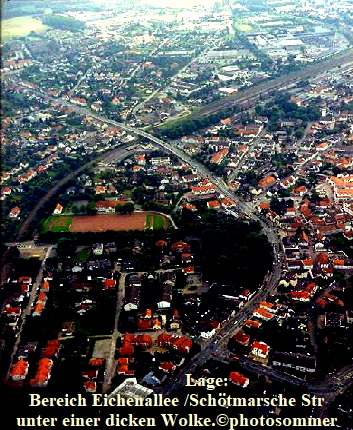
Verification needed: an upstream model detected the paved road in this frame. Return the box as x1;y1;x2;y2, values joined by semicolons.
227;129;267;183
5;49;353;408
4;245;53;385
8;77;285;386
130;36;222;117
102;272;126;394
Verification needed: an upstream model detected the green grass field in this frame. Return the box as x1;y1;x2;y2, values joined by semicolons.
42;215;73;233
1;16;49;42
145;214;169;229
153;214;166;229
145;214;153;229
74;248;91;262
159;108;200;131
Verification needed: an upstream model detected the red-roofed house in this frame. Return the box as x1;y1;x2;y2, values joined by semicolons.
316;252;329;268
95;186;106;194
119;341;134;356
83;381;97;393
233;331;250;346
171;337;192;353
229;371;249;388
171;241;190;252
53;204;63;214
191;185;217;195
159;361;177;373
302;260;314;269
253;307;274;320
183;202;197;211
136;334;152;348
245;319;261;328
210;149;229;164
251;341;269;359
290;291;311;302
157;333;172;347
207;200;220;209
89;358;104;367
258;176;276;188
220;197;236;207
103;279;116;289
10;359;29;381
9;206;20;218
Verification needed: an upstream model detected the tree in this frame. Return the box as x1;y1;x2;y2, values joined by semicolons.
56;237;75;259
115;203;134;214
42;15;85;31
86;202;97;215
294;128;305;140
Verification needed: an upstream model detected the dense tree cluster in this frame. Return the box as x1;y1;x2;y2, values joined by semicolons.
115;203;134;214
197;212;272;288
256;92;321;125
42;15;85;31
157;106;239;139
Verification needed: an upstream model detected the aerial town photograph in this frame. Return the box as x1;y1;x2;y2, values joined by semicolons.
1;0;353;428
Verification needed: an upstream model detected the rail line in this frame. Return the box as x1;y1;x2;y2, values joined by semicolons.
188;48;353;120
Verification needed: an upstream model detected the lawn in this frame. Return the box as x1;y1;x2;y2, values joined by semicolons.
159;108;200;130
145;214;153;229
153;214;166;229
145;214;170;229
42;215;73;233
74;248;91;262
1;16;49;42
123;189;133;196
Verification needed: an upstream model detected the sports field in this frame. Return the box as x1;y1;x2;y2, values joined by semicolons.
145;213;167;229
42;215;73;232
42;212;170;233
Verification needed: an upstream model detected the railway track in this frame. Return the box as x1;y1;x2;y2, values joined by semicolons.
188;48;353;120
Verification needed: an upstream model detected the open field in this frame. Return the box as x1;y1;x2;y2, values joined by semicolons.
140;0;217;7
42;212;171;233
236;24;253;32
42;215;73;232
145;214;153;229
152;214;166;229
1;16;49;42
74;247;91;262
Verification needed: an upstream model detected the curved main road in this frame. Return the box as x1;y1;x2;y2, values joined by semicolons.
7;54;352;407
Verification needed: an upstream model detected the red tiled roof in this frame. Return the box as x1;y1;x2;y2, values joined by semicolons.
104;279;116;288
245;319;261;328
207;200;220;209
229;371;249;387
233;331;250;345
171;241;190;252
258;176;276;188
251;341;269;356
119;341;134;356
